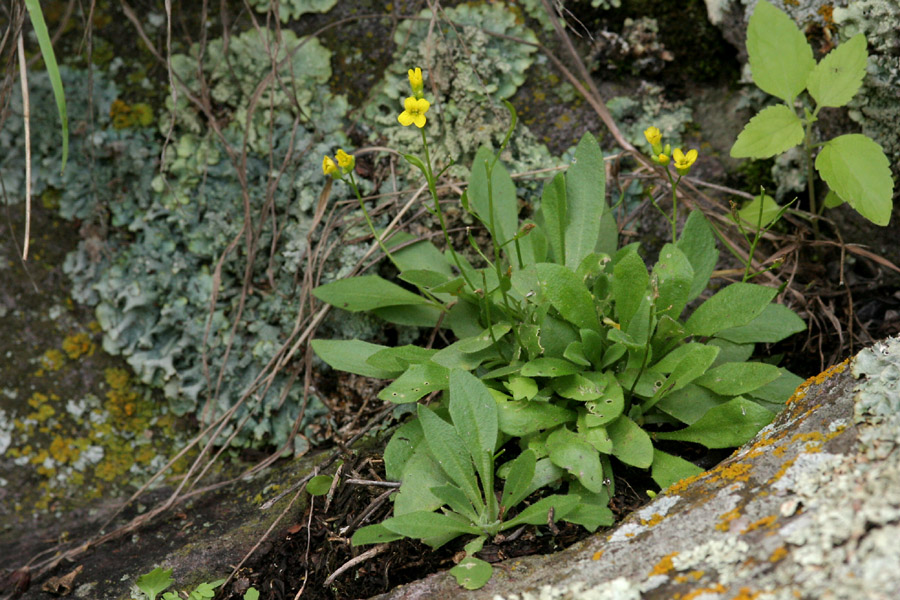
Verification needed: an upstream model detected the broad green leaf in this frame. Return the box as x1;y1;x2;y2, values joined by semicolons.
708;338;755;368
676;211;718;301
815;134;894;226
310;339;401;379
607;416;654;468
519;219;549;266
563;483;613;532
578;421;612;454
735;194;782;229
504;375;538;401
496;398;576;436
656;397;775;448
367;345;437;371
400;269;453;289
730;104;804;158
521;357;580;378
388;233;453;276
313;275;429;311
306;475;334;496
652;343;711;373
695;361;782;395
384;419;423;481
685;283;776;336
581;329;605;365
540;172;568;265
378;362;450;403
450;557;493;590
546;427;605;493
417;405;482;509
565;133;607;270
747;368;804;404
520;457;566;498
394;448;451;515
655;384;727;425
430;484;478;523
584;373;624;426
137;567;174;600
652;244;694;319
613;251;650;330
373;305;442;328
501;449;537;509
539;314;580;358
807;33;867;108
501;494;581;529
352;523;405;546
553;373;606;401
447;300;483;339
746;0;815;103
658;343;720;393
381;511;481;540
244;588;260;600
25;0;68;173
469;146;519;247
535;263;601;331
449;369;499;490
564;341;591;367
716;303;806;344
651;449;704;490
823;189;845;209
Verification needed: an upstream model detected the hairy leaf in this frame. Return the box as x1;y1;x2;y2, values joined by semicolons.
656;397;775;448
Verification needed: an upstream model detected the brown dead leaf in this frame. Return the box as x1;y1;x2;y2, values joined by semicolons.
41;565;83;596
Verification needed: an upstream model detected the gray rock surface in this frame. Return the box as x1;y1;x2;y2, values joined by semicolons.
376;336;900;600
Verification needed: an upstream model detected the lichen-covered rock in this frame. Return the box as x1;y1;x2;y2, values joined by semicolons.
375;337;900;600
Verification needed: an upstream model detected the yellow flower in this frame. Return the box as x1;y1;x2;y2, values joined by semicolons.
398;96;430;128
322;155;339;177
653;153;670;166
672;148;698;175
408;67;424;98
336;149;355;172
644;126;662;148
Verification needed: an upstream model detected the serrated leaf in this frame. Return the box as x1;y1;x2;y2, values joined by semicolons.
676;211;718;301
501;449;537;509
807;33;867;108
747;0;815;103
685;283;777;336
378;362;450;404
716;303;806;344
313;275;429;311
450;557;493;590
417;405;482;509
730;104;804;159
695;361;781;395
651;449;704;490
656;397;775;448
607;416;654;468
535;263;601;331
306;475;334;496
565;132;607;269
815;134;894;226
547;427;605;493
310;339;401;379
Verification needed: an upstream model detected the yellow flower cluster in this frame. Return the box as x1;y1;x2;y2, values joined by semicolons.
643;126;698;176
398;66;430;128
322;149;356;179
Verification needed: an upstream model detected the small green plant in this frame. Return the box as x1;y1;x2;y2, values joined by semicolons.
134;567;246;600
731;0;895;226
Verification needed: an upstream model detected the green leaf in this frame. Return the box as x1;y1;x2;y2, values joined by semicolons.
656;397;775;448
747;368;804;404
378;362;450;404
676;211;718;301
313;275;430;311
652;244;694;319
613;251;650;330
496;398;576;436
658;343;721;393
546;427;605;493
746;0;815;103
564;341;591;367
565;132;607;270
716;303;805;344
469;147;519;248
306;474;334;496
520;357;580;378
501;494;581;529
417;405;482;508
540;172;568;265
351;524;405;546
388;233;453;276
137;567;174;600
730;104;804;159
695;361;782;395
24;0;68;173
381;511;481;540
400;269;454;289
449;369;499;490
504;375;538;401
384;419;423;481
823;189;845;209
553;373;606;401
734;194;783;229
584;373;624;426
430;484;478;523
655;383;727;425
535;263;601;331
310;339;401;379
815;134;894;226
807;33;867;108
607;416;654;468
244;588;260;600
651;449;704;490
501;449;537;509
450;557;493;590
373;305;443;328
394;449;451;515
708;339;755;368
367;345;438;371
563;483;613;532
685;283;777;336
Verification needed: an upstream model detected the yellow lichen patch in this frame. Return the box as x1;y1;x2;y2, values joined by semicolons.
649;551;679;576
674;570;704;583
771;457;797;484
786;359;849;406
49;437;81;465
710;461;752;484
716;508;741;532
731;587;761;600
666;471;707;495
62;332;96;360
40;349;67;371
773;445;788;457
640;513;666;527
741;434;777;459
676;584;727;600
741;515;777;534
770;545;789;562
592;550;604;561
104;367;153;432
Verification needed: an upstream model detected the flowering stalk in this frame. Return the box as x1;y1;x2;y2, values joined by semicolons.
643;126;697;244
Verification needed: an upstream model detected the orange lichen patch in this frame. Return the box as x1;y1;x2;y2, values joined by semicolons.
104;367;153;431
649;552;679;576
676;584;727;600
666;471;707;495
771;457;797;484
773;445;788;457
731;587;761;600
710;461;752;484
39;348;67;371
592;550;604;561
817;4;834;26
674;570;704;584
741;434;778;459
787;359;849;406
742;515;777;534
49;437;81;465
716;508;742;532
62;332;96;360
26;392;59;422
770;545;789;562
641;513;666;527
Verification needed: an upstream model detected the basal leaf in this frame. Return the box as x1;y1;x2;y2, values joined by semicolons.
694;361;781;396
652;244;694;319
384;419;423;481
378;362;450;404
430;484;478;523
655;383;727;425
367;345;438;371
417;405;482;509
381;511;481;540
730;104;804;159
715;303;805;344
540;172;568;265
468;146;519;248
685;283;776;336
815;134;894;226
747;0;815;103
650;449;704;490
450;556;493;590
552;373;606;401
612;251;650;330
546;427;605;493
137;567;174;600
607;416;653;468
564;132;607;270
535;263;601;331
352;523;405;546
747;368;804;404
313;275;429;311
305;475;334;496
501;494;581;529
520;357;580;378
656;397;775;448
807;33;867;108
676;211;718;301
449;369;499;489
563;483;613;532
501;449;537;509
310;339;401;379
394;449;451;515
496;398;576;436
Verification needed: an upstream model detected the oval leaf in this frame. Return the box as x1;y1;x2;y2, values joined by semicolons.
656;397;775;448
694;361;781;396
305;475;334;496
815;134;894;226
651;449;704;490
685;283;777;337
450;557;493;590
715;303;806;344
747;0;815;103
730;104;804;159
535;263;601;331
607;416;653;469
546;427;605;493
807;33;867;108
564;132;607;269
313;275;429;311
